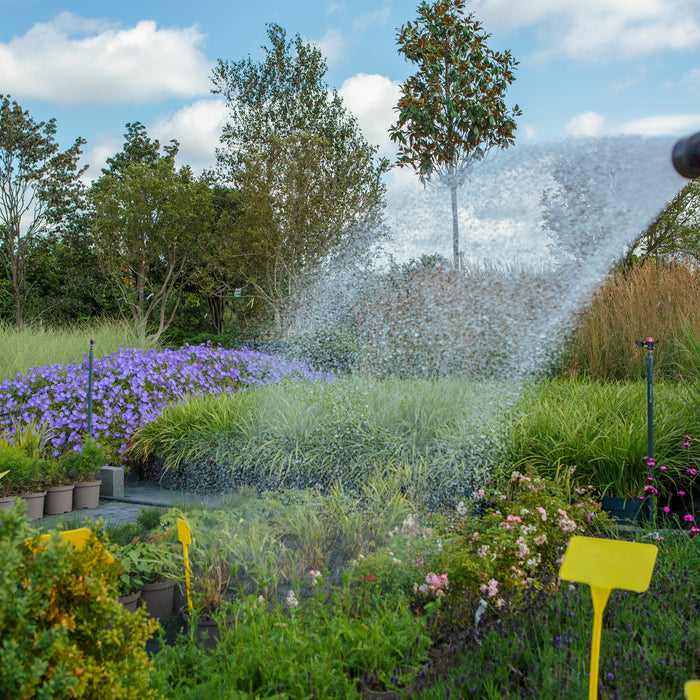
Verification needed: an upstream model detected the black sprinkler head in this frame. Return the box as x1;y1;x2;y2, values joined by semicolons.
672;131;700;179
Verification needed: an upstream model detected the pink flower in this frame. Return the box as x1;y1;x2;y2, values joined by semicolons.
534;534;547;545
506;514;522;523
479;578;499;598
679;491;686;496
663;506;671;513
536;506;547;522
659;465;667;471
687;469;698;476
684;514;695;522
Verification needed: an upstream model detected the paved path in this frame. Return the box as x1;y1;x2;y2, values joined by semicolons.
36;481;224;528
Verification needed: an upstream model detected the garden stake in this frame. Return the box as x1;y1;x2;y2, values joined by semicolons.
87;338;95;437
177;518;192;612
559;536;657;700
635;337;657;526
686;680;700;699
37;527;114;563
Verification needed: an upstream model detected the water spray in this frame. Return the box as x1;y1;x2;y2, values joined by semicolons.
672;132;700;179
635;337;657;526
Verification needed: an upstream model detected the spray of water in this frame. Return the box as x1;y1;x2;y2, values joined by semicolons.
282;135;685;497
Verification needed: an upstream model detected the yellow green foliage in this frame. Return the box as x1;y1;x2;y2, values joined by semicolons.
0;501;162;699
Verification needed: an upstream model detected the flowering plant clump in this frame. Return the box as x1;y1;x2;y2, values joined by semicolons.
0;345;332;461
432;471;607;612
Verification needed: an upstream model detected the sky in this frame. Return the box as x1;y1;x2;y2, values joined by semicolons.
1;0;699;261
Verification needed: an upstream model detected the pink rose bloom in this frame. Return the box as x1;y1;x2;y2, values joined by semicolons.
479;578;499;598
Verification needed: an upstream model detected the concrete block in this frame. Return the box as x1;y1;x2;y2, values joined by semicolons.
99;466;125;498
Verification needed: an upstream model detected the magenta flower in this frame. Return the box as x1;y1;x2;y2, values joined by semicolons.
683;514;695;522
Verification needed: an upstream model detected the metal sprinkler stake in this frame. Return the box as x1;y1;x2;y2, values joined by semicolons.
87;338;95;437
635;337;658;526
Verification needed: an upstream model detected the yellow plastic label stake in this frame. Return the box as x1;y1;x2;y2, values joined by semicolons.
38;528;114;562
559;536;657;700
177;518;192;612
686;680;700;700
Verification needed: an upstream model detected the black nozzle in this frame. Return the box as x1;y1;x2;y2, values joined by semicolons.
672;132;700;179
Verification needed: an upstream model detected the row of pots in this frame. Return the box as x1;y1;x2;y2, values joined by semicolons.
0;480;102;520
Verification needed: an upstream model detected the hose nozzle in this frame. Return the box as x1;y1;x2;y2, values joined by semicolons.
672;132;700;179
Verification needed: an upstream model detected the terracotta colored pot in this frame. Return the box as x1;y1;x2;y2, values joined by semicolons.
44;484;75;515
73;480;101;509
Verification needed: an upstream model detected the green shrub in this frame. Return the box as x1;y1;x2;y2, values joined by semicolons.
151;585;430;698
505;379;695;499
0;442;44;496
60;438;108;482
0;501;161;698
287;321;358;373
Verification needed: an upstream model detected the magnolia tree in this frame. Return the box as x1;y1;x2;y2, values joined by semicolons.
389;0;521;269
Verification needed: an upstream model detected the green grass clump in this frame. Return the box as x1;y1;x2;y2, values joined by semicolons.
505;378;697;499
0;320;159;381
129;377;515;506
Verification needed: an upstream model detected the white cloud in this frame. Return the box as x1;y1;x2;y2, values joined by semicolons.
338;73;401;157
618;113;700;136
0;13;211;103
311;29;345;65
472;0;700;61
150;98;228;175
566;111;607;137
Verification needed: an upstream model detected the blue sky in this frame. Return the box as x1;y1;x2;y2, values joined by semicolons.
3;0;700;174
1;0;698;261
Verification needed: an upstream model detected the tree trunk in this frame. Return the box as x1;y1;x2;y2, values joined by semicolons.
450;183;460;270
14;291;22;328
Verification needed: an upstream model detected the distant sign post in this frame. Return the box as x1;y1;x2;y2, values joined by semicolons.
559;536;658;700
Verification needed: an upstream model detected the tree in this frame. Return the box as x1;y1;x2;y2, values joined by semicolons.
389;0;521;269
0;95;86;326
91;134;213;343
625;178;700;268
212;24;389;336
